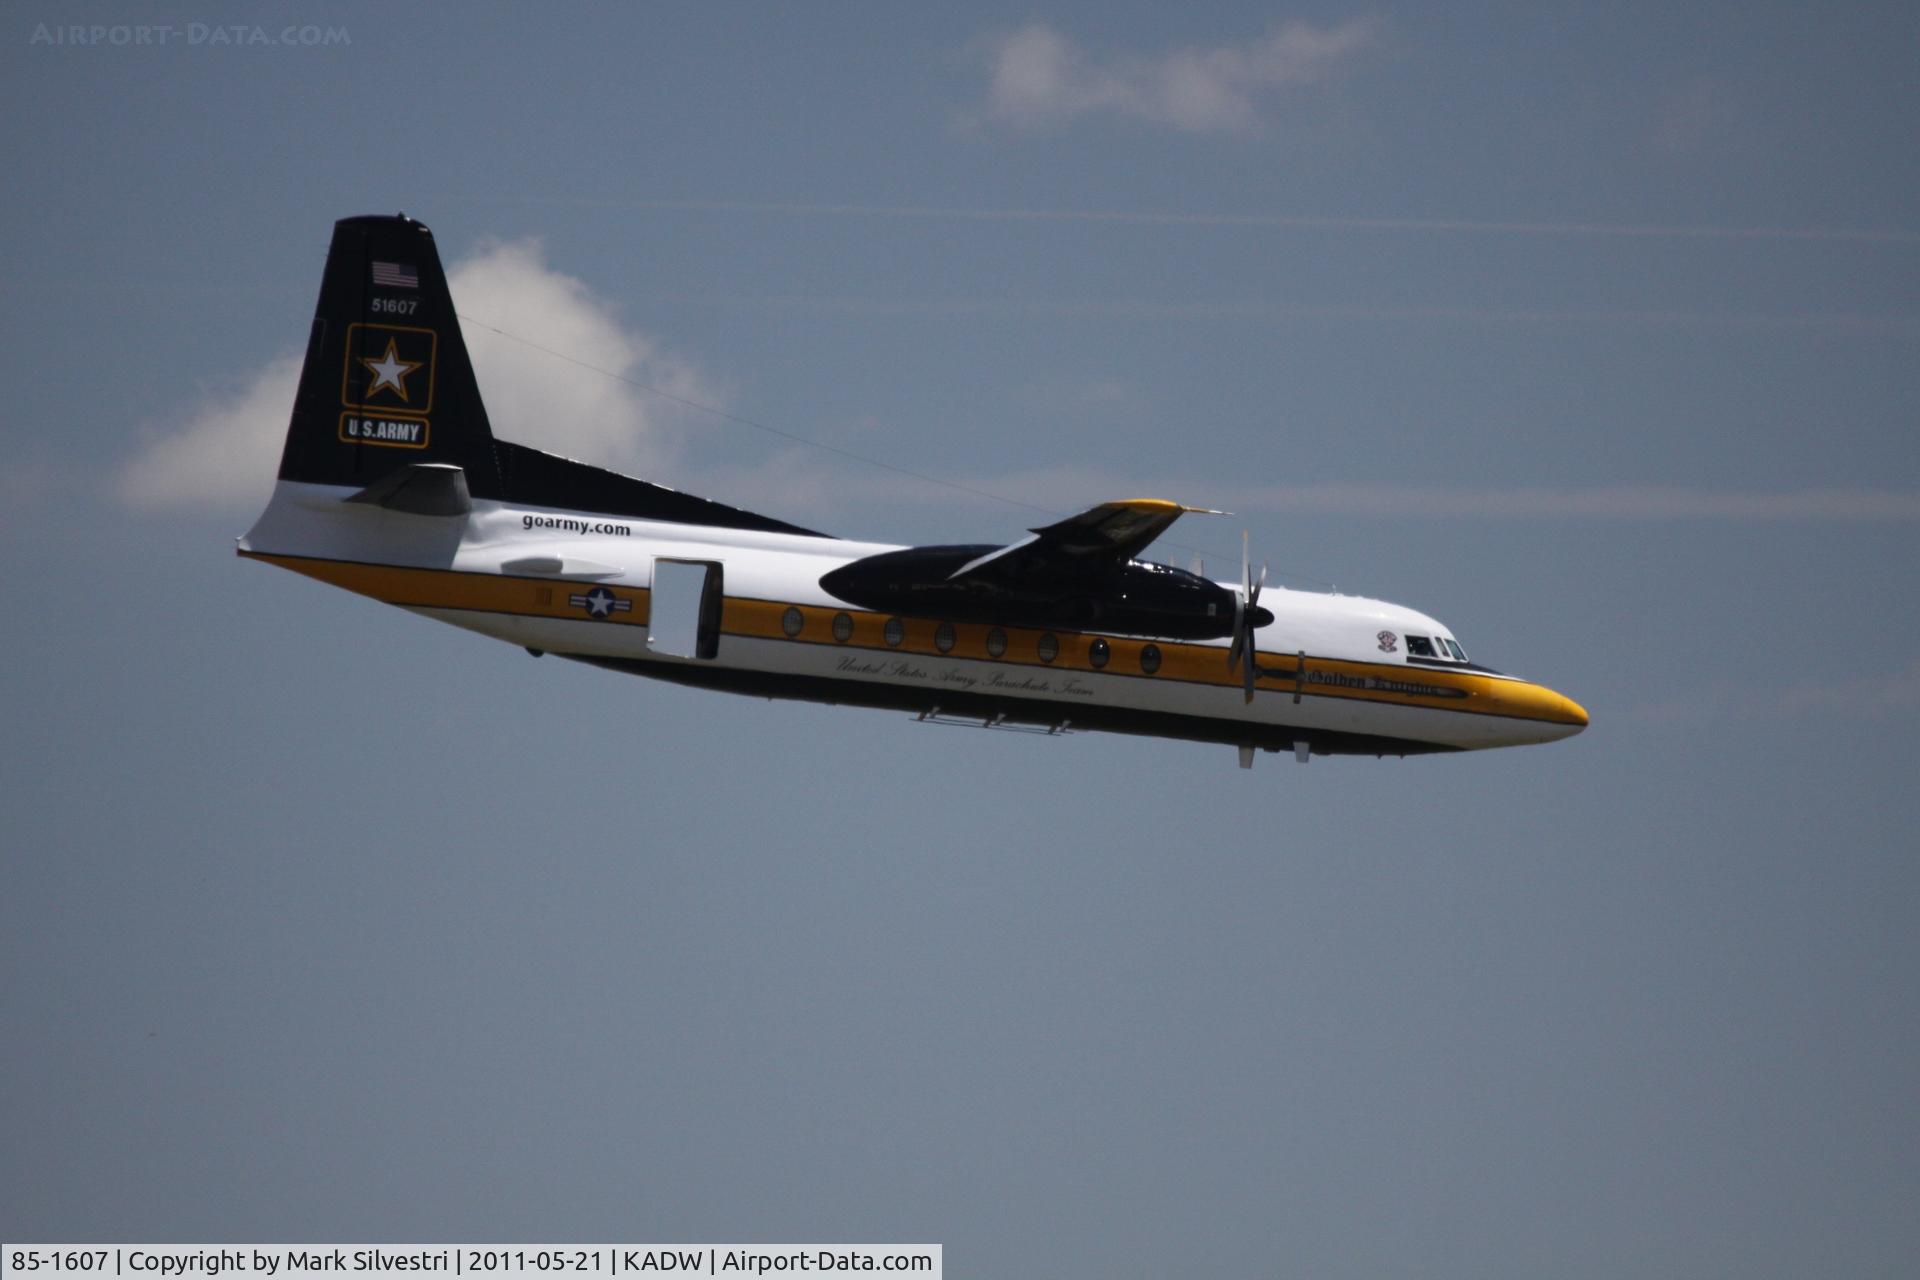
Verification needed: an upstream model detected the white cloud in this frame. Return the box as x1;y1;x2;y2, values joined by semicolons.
971;18;1380;134
118;238;717;511
450;238;716;474
117;354;303;511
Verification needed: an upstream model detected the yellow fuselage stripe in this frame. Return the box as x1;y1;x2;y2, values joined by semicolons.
243;551;1582;725
252;551;653;626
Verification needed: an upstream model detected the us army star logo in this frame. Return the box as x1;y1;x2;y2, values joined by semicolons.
361;338;421;402
568;586;632;620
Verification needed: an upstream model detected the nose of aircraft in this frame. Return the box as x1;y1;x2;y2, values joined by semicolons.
1489;680;1589;743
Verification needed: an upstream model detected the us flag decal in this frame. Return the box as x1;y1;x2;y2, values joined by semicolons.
371;260;419;289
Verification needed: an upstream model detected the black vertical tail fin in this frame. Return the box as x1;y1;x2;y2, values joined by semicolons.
260;214;831;539
277;214;499;492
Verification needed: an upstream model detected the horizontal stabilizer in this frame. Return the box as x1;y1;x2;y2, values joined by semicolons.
344;462;472;516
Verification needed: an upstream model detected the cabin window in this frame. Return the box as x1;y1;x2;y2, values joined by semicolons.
1089;638;1110;669
986;627;1007;658
781;606;805;638
934;622;956;653
832;612;854;643
1038;633;1059;664
1139;643;1162;675
884;617;905;647
1405;635;1436;658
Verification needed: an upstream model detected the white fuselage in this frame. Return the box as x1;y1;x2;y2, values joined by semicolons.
242;483;1589;759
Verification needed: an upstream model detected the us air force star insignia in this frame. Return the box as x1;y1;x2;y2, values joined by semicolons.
568;586;632;619
361;338;420;401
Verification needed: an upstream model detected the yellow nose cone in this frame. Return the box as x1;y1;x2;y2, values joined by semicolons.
1489;681;1589;737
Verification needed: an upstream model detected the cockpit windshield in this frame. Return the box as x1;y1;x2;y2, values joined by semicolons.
1405;633;1469;663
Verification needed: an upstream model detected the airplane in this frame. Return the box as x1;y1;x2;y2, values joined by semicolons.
240;214;1588;767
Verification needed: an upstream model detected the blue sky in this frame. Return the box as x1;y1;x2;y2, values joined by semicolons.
4;4;1918;1275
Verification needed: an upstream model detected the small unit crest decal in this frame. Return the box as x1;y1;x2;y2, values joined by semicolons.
1377;630;1398;653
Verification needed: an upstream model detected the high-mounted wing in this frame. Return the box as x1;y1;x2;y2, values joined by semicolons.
818;499;1248;639
949;499;1222;584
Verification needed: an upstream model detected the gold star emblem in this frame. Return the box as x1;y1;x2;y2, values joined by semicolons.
361;338;421;402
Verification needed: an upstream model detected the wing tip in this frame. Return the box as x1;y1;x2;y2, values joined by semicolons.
1111;498;1227;516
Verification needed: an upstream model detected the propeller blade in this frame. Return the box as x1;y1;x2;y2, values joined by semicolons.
1228;535;1267;702
1227;531;1261;700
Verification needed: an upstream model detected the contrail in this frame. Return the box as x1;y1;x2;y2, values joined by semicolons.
456;196;1920;246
